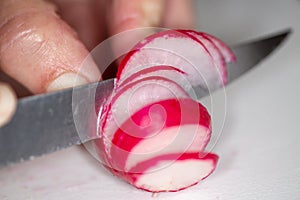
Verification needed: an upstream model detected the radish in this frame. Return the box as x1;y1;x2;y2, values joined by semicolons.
178;30;236;63
98;75;190;167
96;98;216;192
108;98;212;172
178;30;228;84
93;29;235;192
204;33;236;63
125;152;218;192
116;30;225;91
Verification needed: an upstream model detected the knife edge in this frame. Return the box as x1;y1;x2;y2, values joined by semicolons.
0;79;114;168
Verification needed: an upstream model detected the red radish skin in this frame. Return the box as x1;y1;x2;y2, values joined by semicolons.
93;29;235;192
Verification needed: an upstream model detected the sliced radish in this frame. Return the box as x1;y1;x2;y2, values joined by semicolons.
92;29;235;192
97;77;190;167
125;152;218;192
108;98;211;172
199;32;236;63
207;34;236;63
178;30;228;84
97;98;214;192
116;30;224;90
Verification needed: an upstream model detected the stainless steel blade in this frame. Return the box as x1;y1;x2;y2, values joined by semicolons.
0;79;114;168
0;29;291;168
227;29;291;84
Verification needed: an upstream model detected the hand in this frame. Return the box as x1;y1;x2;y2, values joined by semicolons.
0;0;194;127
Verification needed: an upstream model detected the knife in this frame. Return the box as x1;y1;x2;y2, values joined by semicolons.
0;29;291;168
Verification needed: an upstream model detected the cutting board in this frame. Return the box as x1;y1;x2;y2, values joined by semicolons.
1;0;300;199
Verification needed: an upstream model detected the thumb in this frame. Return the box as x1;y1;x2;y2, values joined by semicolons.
0;0;101;94
0;83;16;127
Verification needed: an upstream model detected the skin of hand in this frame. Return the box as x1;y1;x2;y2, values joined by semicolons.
0;0;194;127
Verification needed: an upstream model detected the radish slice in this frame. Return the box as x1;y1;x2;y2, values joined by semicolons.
116;30;224;90
192;31;236;63
97;77;190;167
108;98;211;172
97;98;215;192
125;152;218;192
178;30;228;84
206;34;236;63
106;76;190;132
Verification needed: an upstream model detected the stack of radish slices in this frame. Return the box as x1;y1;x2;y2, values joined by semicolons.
94;30;235;192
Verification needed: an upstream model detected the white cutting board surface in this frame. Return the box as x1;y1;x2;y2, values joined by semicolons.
1;0;300;199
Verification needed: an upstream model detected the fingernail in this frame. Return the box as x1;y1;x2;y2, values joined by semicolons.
47;72;89;92
0;83;17;127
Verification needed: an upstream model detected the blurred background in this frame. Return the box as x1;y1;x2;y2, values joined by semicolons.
194;0;298;44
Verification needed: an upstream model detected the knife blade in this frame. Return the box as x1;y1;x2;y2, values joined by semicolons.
0;29;291;168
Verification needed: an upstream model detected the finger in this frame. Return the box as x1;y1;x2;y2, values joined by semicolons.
163;0;195;29
0;83;17;127
106;0;165;53
0;0;101;94
52;0;107;50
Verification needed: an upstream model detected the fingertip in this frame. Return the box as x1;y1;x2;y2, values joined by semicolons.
0;83;17;127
